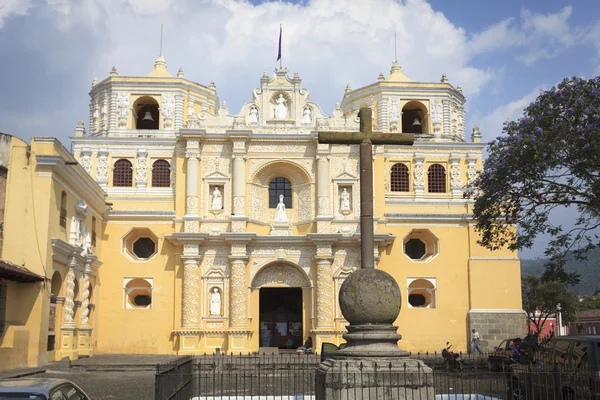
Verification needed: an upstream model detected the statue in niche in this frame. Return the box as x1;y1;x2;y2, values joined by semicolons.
248;106;259;125
302;106;312;124
275;94;287;119
274;194;288;222
209;288;221;316
340;188;351;211
211;186;223;210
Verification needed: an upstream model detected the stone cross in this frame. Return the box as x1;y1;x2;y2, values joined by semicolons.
318;107;413;269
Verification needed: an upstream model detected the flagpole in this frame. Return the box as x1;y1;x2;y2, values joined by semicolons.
279;24;282;69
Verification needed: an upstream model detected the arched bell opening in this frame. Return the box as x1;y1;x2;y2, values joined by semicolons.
401;101;429;134
133;96;159;130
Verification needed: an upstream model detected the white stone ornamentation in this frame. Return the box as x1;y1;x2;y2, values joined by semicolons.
467;160;478;185
182;259;200;327
414;161;425;187
80;271;90;325
431;100;443;135
253;264;308;288
117;93;129;128
161;94;175;128
316;260;334;327
451;161;463;188
80;149;92;175
229;260;247;326
389;98;400;124
97;151;109;182
186;196;198;214
64;266;76;324
136;152;148;185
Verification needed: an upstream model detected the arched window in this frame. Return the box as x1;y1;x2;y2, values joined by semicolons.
91;217;97;247
113;159;133;187
269;177;292;208
428;164;446;193
59;191;67;228
151;160;171;187
390;163;409;192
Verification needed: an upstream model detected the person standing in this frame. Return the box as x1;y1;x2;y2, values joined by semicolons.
471;329;483;355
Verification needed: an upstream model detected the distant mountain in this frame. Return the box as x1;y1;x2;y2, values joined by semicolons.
520;247;600;295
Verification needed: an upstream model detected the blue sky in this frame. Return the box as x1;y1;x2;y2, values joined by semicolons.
1;0;598;258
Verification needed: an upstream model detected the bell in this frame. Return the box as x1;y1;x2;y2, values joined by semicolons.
142;111;154;122
411;114;422;127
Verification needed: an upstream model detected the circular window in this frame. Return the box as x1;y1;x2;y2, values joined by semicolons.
405;238;426;260
134;295;152;307
133;237;156;259
408;293;426;307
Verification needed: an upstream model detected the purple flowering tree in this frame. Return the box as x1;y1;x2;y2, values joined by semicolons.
469;76;600;270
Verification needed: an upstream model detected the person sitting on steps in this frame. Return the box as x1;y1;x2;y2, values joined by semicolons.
297;337;313;354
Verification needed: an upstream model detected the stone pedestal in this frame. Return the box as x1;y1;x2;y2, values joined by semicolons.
316;269;433;400
317;357;432;400
269;221;291;236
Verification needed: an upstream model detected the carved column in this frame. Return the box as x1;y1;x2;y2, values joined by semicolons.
96;148;109;188
413;153;425;197
232;155;246;216
229;259;248;327
315;259;334;328
182;258;201;327
63;259;77;325
108;91;117;130
184;138;200;233
80;265;91;325
450;153;463;197
174;95;184;130
316;155;330;217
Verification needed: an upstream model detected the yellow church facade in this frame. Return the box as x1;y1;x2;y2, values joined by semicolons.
0;56;525;369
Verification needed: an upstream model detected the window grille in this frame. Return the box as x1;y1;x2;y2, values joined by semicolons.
269;177;292;208
428;164;446;193
113;159;133;187
152;160;171;187
390;163;409;192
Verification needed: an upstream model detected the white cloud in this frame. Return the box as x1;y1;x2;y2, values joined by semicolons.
0;0;503;144
469;6;588;65
476;84;549;143
0;0;33;27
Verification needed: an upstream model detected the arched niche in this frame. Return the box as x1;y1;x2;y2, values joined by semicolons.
50;271;62;297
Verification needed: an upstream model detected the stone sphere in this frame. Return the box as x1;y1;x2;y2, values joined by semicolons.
339;269;401;325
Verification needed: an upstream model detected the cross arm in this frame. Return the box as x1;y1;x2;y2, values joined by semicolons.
318;131;414;146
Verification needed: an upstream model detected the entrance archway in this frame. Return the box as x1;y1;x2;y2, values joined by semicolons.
251;263;311;349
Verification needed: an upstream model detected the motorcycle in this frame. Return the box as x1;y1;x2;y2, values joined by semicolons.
441;342;463;371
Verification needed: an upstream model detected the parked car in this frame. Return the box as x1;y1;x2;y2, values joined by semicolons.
0;378;90;400
320;342;347;362
488;337;518;371
507;335;600;399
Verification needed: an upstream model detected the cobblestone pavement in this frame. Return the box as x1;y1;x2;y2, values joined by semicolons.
37;369;156;400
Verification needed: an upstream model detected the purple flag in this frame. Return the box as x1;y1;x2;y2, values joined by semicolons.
277;25;282;61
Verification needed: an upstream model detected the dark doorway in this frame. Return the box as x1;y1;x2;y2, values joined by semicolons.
259;288;303;349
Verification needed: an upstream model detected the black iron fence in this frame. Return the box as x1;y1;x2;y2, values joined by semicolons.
155;354;600;400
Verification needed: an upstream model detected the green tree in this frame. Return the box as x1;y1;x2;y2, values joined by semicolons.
522;275;577;335
468;77;600;267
